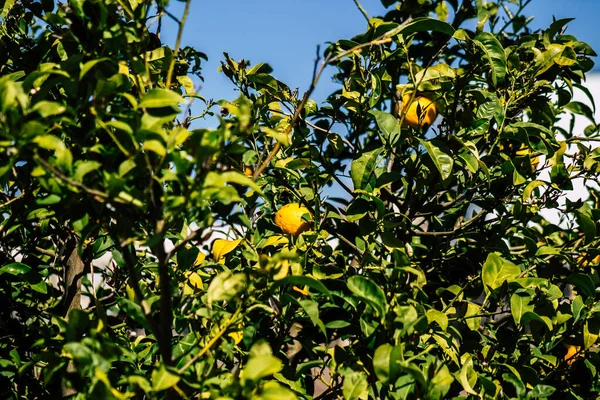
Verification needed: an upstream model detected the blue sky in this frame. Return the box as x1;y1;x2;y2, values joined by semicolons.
161;0;599;119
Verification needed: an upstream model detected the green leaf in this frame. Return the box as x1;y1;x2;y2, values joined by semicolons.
151;364;180;392
33;135;73;170
350;148;383;192
79;58;111;80
465;303;481;331
342;371;368;400
576;211;596;244
565;101;595;123
426;309;449;331
521;311;553;331
205;171;264;198
435;1;449;21
29;279;48;294
473;32;507;86
414;63;456;84
346;198;371;222
264;127;291;147
106;120;134;135
572;295;584;322
373;344;402;383
253;381;299;400
567;273;596;298
429;363;454;400
207;271;246;304
523;180;546;202
529;385;556;398
176;75;195;95
73;160;102;182
347;276;388;320
142;140;167;157
397;17;455;37
139;89;184;109
535;246;560;256
31;101;66;118
584;320;600;349
457;354;477;395
418;139;454;180
510;291;534;325
503;373;525;398
117;298;150;331
481;253;521;293
0;263;31;275
240;355;282;382
272;275;332;298
369;110;401;145
63;342;93;365
298;299;327;338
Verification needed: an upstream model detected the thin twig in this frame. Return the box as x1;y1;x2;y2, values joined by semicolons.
119;244;161;342
442;275;479;313
35;246;57;257
166;228;203;260
178;308;242;374
303;119;355;151
34;156;109;199
352;0;371;26
567;136;600;143
330;229;364;257
412;209;486;237
0;191;25;208
165;0;192;88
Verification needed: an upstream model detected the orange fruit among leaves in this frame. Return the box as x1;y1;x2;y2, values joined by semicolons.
400;93;437;129
274;203;312;236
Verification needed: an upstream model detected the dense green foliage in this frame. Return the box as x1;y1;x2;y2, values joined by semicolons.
1;0;600;398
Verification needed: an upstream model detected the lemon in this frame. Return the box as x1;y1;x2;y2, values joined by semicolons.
400;93;437;129
274;203;312;236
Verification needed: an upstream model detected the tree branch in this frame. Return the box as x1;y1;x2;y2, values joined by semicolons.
34;156;109;200
165;0;192;88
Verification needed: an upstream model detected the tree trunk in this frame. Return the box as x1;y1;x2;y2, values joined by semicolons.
61;236;85;398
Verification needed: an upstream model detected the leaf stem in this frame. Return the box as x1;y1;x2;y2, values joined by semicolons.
178;307;242;374
352;0;371;26
165;0;192;88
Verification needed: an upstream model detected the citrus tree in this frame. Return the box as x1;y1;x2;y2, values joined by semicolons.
1;0;599;398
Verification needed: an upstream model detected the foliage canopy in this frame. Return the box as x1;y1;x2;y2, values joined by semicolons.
1;0;600;399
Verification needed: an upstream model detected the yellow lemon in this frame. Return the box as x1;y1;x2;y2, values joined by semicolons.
400;93;437;129
274;203;312;236
564;344;581;366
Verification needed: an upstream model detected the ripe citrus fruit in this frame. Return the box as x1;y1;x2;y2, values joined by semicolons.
400;93;437;129
274;203;312;236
